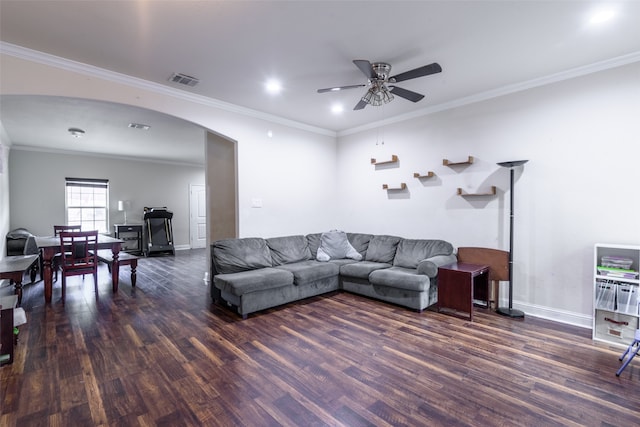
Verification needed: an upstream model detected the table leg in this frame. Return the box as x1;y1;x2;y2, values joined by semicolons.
13;277;23;306
111;246;121;293
42;251;54;303
131;259;137;287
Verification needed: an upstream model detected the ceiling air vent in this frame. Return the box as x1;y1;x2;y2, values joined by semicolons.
169;72;199;87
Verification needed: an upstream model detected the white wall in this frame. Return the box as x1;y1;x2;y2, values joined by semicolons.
0;52;339;242
3;49;639;327
0;125;10;259
336;61;640;326
237;122;338;238
8;149;205;247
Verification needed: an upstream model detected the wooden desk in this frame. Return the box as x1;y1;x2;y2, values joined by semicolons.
0;254;39;306
437;262;490;321
36;235;124;303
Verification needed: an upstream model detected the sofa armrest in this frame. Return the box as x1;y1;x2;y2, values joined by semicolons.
417;254;457;278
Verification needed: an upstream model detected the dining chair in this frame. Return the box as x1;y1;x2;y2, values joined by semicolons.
58;230;99;302
52;225;82;282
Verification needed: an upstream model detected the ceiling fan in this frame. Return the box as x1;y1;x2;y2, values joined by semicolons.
317;59;442;110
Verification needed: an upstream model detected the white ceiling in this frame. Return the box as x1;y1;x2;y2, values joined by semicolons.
1;1;640;165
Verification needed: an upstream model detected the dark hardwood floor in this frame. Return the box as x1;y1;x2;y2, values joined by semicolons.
1;248;639;426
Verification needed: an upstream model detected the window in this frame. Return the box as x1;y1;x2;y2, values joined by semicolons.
65;178;109;233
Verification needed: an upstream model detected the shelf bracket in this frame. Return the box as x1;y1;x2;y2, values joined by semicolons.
413;172;435;179
382;183;407;191
371;155;398;165
443;156;474;166
457;186;496;196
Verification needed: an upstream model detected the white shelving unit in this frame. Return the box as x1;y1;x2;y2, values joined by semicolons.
593;243;640;346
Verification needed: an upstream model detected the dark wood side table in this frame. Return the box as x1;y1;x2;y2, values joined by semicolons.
0;254;39;306
437;262;490;321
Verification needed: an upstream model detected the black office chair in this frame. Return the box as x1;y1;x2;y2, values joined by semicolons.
5;228;38;283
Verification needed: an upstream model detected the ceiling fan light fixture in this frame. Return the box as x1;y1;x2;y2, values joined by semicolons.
68;127;85;138
381;88;394;104
361;90;374;105
362;85;393;107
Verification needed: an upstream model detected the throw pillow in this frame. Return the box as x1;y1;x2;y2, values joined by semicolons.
316;230;363;262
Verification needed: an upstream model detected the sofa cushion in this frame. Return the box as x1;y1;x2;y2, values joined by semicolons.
212;237;273;274
306;233;322;259
316;230;362;262
369;267;430;292
393;239;454;269
365;235;402;263
273;260;339;285
340;261;392;280
214;267;293;296
267;235;312;265
347;233;374;258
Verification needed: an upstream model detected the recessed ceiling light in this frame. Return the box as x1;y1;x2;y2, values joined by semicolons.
331;104;344;114
128;123;151;130
265;79;282;94
589;9;616;25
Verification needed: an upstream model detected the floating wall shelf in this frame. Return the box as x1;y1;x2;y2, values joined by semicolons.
443;156;474;166
413;172;435;179
457;186;496;197
371;155;398;165
383;183;407;191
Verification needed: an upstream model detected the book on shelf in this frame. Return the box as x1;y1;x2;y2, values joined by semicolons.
597;266;639;279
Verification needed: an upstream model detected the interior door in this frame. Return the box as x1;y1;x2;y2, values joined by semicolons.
189;184;207;249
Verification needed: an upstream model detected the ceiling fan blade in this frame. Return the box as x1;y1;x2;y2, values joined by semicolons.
353;59;375;79
389;63;442;83
389;86;425;102
353;99;368;110
317;84;366;93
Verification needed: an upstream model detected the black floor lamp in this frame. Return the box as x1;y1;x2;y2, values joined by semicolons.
496;160;529;318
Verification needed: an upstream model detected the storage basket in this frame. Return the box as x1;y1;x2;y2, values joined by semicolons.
595;280;616;311
595;311;638;342
617;283;639;315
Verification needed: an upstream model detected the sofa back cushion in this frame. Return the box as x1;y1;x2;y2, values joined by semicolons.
393;239;454;269
347;233;374;258
267;235;313;266
212;237;273;274
365;235;402;263
306;233;322;259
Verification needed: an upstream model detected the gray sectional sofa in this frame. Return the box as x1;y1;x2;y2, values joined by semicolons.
210;232;456;319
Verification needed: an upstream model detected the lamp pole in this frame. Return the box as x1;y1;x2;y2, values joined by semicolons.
496;160;528;318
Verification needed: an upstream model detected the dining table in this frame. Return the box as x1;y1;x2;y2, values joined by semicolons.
35;234;125;303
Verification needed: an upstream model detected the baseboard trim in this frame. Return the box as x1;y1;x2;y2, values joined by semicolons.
513;300;592;329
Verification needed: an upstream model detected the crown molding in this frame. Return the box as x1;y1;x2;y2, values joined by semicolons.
3;42;639;140
11;144;204;168
338;50;640;137
0;42;336;138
